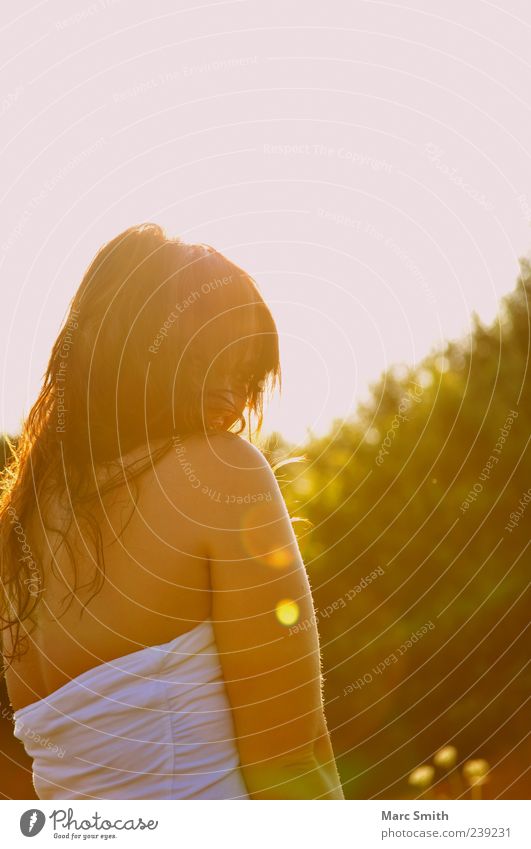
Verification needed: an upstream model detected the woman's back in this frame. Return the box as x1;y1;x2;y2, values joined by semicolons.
7;435;266;800
5;438;214;712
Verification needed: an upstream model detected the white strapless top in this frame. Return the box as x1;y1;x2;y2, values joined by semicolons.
12;619;250;800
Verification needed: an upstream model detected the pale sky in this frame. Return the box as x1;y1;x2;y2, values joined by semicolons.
1;0;530;443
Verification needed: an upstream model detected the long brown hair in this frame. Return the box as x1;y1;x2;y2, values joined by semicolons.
0;223;280;663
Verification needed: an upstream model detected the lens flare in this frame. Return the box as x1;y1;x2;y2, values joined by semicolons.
275;598;299;627
240;504;294;568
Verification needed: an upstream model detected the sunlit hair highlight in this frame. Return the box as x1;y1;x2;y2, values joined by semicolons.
0;223;280;663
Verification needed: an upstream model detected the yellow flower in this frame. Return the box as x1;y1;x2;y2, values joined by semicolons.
434;745;458;770
408;765;435;789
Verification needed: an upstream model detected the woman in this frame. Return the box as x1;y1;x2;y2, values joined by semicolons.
0;224;344;800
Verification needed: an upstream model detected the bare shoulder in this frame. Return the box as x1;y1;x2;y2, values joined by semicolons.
175;432;275;483
154;433;280;522
180;432;271;471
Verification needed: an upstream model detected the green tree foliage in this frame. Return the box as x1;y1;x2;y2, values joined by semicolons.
279;262;530;799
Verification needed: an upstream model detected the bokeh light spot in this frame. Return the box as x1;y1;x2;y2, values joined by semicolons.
240;504;294;568
267;548;293;568
275;598;300;627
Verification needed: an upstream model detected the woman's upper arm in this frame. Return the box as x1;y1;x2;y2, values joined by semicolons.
195;435;325;770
